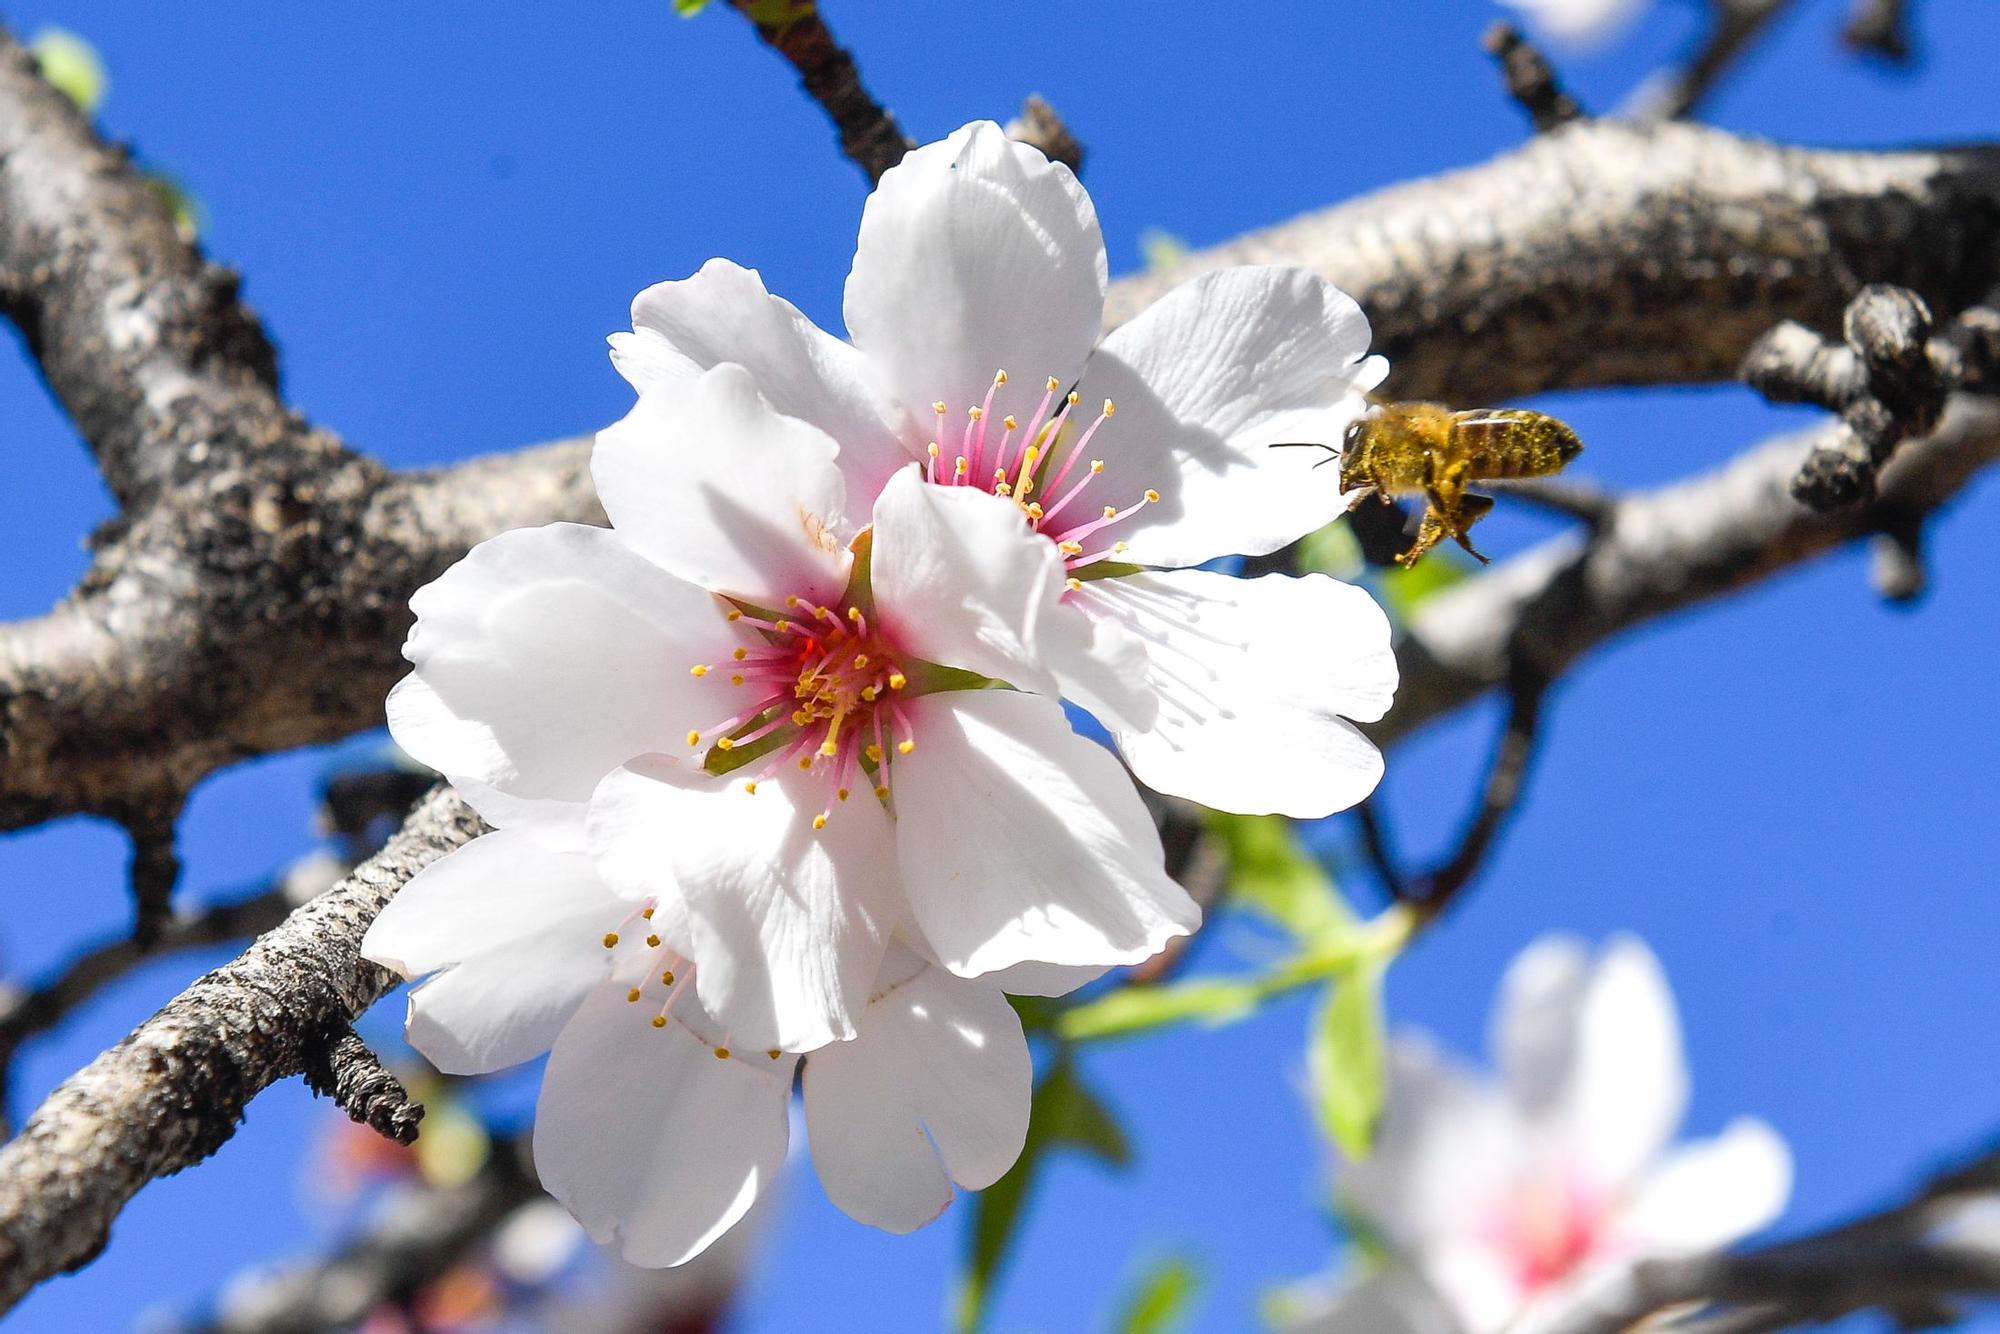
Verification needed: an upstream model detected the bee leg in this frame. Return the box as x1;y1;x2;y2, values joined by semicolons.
1450;492;1495;565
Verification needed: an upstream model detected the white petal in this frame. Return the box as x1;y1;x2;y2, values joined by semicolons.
362;831;631;1074
610;258;914;501
844;121;1106;434
1274;1267;1466;1334
1492;934;1593;1120
890;690;1199;977
535;978;797;1268
450;777;590;854
1556;937;1688;1193
869;466;1062;690
389;523;734;802
984;959;1111;998
1341;1037;1523;1253
592;363;856;606
804;960;1031;1232
1071;266;1385;568
589;758;902;1052
1068;569;1394;817
1615;1118;1792;1253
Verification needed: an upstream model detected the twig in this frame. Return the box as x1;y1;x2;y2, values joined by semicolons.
1482;23;1585;132
0;787;485;1316
300;1028;423;1147
1843;0;1916;62
726;0;912;183
1005;94;1084;174
1628;0;1797;121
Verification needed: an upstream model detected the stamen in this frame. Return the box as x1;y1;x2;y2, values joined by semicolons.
690;664;709;677
645;933;661;948
627;987;642;1003
714;1047;731;1060
602;932;620;949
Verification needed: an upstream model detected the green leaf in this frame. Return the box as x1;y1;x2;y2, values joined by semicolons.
1109;1251;1205;1334
1058;977;1264;1042
1207;812;1356;945
673;0;712;15
146;171;207;244
30;28;107;114
1379;553;1468;621
1294;519;1363;579
1138;227;1191;273
958;1061;1129;1331
1309;958;1389;1159
741;0;817;24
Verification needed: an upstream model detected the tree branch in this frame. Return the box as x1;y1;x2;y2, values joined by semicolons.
0;787;483;1315
1628;0;1796;121
726;0;912;183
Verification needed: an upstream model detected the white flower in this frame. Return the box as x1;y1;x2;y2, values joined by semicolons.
1498;0;1651;47
1288;935;1793;1334
363;819;1044;1265
609;120;1397;820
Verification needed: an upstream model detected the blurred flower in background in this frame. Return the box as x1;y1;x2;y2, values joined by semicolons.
1275;935;1792;1333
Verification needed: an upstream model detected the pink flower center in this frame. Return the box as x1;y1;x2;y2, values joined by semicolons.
924;369;1159;591
685;593;913;825
1489;1173;1605;1293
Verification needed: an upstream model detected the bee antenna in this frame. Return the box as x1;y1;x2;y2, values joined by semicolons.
1269;442;1338;456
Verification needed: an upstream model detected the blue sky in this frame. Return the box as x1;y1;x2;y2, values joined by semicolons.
1;2;1996;1330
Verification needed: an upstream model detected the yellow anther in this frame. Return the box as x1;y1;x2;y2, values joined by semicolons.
1027;502;1044;520
1045;375;1060;391
898;739;915;755
798;755;814;770
662;969;675;985
717;736;735;751
861;685;878;702
642;906;655;919
853;653;869;668
1067;577;1083;591
927;441;941;459
602;932;620;948
651;1015;667;1028
865;743;884;763
768;1048;783;1060
1067;391;1079;405
714;1046;731;1059
1144;489;1160;503
1060;541;1083;555
646;933;661;948
1090;459;1104;474
743;781;758;795
1103;505;1117;519
1113;541;1128;554
627;987;642;1003
686;730;701;747
785;595;800;608
1102;399;1116;417
792;710;811;725
995;482;1012;497
690;664;709;677
726;608;743;621
733;647;749;661
1003;415;1018;429
874;783;890;800
968;406;984;421
933;401;948;414
888;672;907;690
847;606;863;622
775;620;791;633
837;787;851;801
812;812;828;830
954;457;968;477
994;369;1008;385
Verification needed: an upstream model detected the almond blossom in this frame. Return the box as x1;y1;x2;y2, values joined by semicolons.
364;813;1043;1264
610;120;1397;820
1280;935;1793;1334
1498;0;1651;46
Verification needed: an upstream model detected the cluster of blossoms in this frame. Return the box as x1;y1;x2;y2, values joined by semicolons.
1280;936;1793;1334
363;120;1398;1264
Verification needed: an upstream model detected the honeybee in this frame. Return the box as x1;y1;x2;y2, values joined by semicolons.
1276;402;1583;566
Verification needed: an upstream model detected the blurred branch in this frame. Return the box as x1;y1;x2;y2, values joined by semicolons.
727;0;912;183
1843;0;1916;62
192;1140;538;1334
1526;1136;2000;1334
1628;0;1796;121
1005;94;1084;174
0;787;482;1317
1482;22;1584;132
